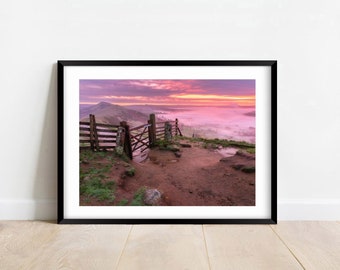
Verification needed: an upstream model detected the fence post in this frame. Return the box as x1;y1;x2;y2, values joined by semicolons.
175;118;182;136
115;126;125;155
116;126;125;147
90;114;99;151
93;114;100;151
149;114;156;146
164;121;172;142
175;118;178;136
89;114;95;151
120;121;133;160
147;120;153;147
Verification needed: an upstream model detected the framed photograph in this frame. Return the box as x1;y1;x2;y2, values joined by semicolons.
58;60;277;224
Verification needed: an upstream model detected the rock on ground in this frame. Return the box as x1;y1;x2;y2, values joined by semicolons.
174;151;182;158
180;143;192;148
143;189;162;205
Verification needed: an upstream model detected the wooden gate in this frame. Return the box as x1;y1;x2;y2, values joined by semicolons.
79;114;182;160
129;123;151;158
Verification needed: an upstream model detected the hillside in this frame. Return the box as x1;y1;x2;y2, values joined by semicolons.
79;138;255;206
80;102;149;126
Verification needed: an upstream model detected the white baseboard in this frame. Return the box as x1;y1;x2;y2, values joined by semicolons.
278;199;340;220
0;199;339;220
0;199;57;220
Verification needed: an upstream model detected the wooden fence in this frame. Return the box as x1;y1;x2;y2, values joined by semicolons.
79;113;182;160
79;114;120;151
154;119;181;140
148;114;182;143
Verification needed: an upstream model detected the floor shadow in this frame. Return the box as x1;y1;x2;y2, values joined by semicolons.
33;63;58;220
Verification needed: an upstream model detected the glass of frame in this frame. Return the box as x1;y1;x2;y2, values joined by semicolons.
58;60;277;224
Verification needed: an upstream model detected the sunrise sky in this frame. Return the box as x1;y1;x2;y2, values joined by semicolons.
79;79;255;107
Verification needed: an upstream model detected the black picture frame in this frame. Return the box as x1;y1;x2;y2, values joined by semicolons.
58;60;277;224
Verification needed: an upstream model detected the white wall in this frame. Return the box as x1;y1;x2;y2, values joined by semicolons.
1;0;339;220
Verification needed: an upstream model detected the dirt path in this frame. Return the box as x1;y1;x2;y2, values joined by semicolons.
116;140;255;206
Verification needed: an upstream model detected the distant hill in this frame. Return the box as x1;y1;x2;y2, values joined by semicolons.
244;111;255;117
80;102;149;126
125;104;188;114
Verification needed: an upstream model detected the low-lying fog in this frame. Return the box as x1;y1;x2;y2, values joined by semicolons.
156;106;255;143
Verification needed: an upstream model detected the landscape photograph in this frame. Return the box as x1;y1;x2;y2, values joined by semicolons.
79;79;256;207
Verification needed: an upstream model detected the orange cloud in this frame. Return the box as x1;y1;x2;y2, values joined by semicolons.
169;94;255;106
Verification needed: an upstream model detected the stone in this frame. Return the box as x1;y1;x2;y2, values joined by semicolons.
236;150;255;160
241;166;255;173
174;151;182;158
116;127;125;147
220;157;231;163
143;189;162;205
167;145;180;152
180;143;192;148
231;164;244;170
115;146;124;156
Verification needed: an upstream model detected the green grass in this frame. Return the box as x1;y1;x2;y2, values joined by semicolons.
125;166;136;177
245;148;256;154
80;178;116;202
80;166;112;182
118;199;129;206
79;149;136;204
80;149;114;164
181;136;255;153
154;140;171;149
114;150;130;162
80;150;97;162
241;166;256;173
154;140;180;152
97;151;108;158
87;165;111;175
80;149;130;164
79;150;118;202
130;187;146;206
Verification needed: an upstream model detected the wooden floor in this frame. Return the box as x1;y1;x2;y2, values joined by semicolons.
0;221;339;269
